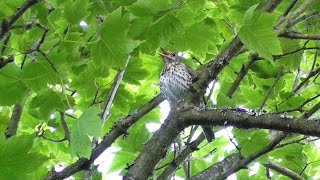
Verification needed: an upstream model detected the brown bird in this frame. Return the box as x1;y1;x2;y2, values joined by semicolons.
159;48;214;142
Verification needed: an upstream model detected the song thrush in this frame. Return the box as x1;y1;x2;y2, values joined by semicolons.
159;48;214;142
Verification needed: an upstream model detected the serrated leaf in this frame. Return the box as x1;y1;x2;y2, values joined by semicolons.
92;8;140;68
116;123;151;153
64;0;89;24
108;150;136;173
233;129;270;156
70;106;102;158
173;23;219;59
239;11;282;60
275;38;302;70
21;60;59;92
29;89;74;119
140;14;183;53
0;63;27;105
0;135;48;179
128;0;172;17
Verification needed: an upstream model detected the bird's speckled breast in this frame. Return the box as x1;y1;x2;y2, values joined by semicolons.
159;62;193;103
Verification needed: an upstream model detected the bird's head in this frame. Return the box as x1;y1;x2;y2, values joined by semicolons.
159;47;181;63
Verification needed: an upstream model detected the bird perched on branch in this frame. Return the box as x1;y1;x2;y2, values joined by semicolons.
159;47;214;142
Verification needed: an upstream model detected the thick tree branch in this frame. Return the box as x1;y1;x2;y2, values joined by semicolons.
43;94;164;180
182;108;320;137
124;112;184;179
0;0;41;40
263;161;305;180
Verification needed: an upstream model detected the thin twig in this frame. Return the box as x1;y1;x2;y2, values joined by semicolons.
259;68;284;111
227;53;259;98
283;0;298;17
275;94;320;114
294;66;320;93
42;135;67;142
289;10;319;27
101;55;131;123
60;111;70;141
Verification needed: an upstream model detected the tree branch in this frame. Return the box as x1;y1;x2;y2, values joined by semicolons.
190;134;286;180
259;68;284;111
157;133;206;179
0;0;41;40
44;94;164;180
101;55;131;122
279;32;320;40
263;161;305;180
294;66;320;93
226;53;260;98
5;103;24;138
182;108;320;137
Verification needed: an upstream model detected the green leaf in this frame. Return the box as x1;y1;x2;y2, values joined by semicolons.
0;135;48;179
123;57;150;85
140;14;183;53
116;122;151;153
92;8;140;68
108;150;136;173
29;89;74;119
275;38;302;70
0;63;27;105
239;11;282;60
128;0;172;17
21;60;59;92
70;106;102;158
64;0;89;24
173;23;219;58
233;129;270;156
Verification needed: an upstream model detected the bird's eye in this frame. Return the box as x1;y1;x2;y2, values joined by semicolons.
171;53;176;57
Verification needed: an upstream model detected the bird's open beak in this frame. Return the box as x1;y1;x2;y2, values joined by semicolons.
159;47;169;58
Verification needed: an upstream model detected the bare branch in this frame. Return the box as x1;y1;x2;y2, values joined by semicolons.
182;108;320;137
279;32;320;40
157;134;206;179
294;66;320;93
226;54;259;98
259;68;284;111
60;111;70;141
101;55;131;122
193;134;287;180
283;0;298;17
275;94;320;114
0;0;41;40
289;10;319;27
263;161;305;180
304;101;320;119
5;103;24;138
